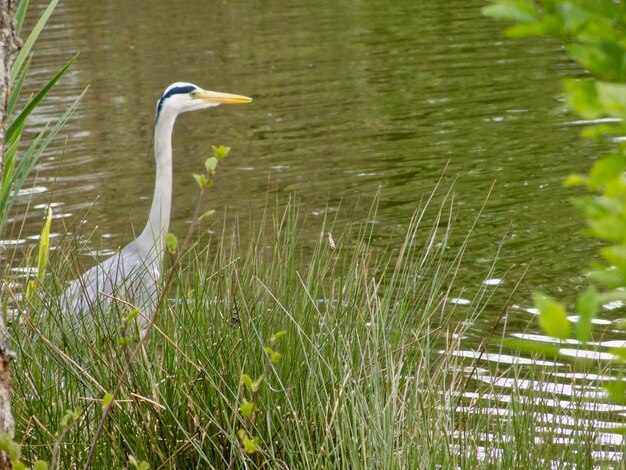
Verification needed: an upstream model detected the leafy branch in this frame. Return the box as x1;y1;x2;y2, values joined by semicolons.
485;0;626;402
229;330;286;467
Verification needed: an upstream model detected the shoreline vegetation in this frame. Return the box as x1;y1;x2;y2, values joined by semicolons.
9;192;626;468
2;0;626;468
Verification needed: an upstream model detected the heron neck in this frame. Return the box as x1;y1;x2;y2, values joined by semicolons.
137;111;176;255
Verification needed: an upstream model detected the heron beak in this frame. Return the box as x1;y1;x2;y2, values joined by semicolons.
198;90;253;105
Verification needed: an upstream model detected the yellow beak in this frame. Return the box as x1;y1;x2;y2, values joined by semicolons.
198;90;253;104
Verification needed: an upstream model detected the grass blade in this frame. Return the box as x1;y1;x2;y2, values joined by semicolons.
11;0;59;82
2;130;22;196
15;0;29;37
7;54;32;117
0;87;86;228
6;53;78;142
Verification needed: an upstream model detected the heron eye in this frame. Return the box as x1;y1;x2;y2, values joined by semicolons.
190;90;199;98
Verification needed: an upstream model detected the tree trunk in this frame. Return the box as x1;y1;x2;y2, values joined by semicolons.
1;0;20;166
0;1;21;468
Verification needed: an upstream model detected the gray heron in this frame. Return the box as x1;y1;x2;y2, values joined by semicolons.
60;82;252;324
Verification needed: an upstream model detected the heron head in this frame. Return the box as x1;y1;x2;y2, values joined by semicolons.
156;82;252;119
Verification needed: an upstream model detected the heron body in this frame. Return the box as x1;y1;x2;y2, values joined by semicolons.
60;82;252;323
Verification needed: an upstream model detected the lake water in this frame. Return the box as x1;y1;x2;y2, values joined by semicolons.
11;0;626;464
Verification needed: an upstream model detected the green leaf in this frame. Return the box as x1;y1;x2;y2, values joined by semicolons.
505;21;547;38
599;245;626;268
567;44;617;79
574;195;619;218
596;82;626;118
588;267;626;289
241;374;253;391
3;132;21;195
575;286;598;343
239;400;257;417
37;207;52;280
205;157;218;173
605;380;626;405
7;54;78;142
26;207;53;300
264;346;282;363
579;18;618;43
588;154;626;190
8;441;20;463
563;173;588;187
15;0;29;37
252;375;264;393
60;409;79;427
193;173;207;189
562;79;602;119
588;216;626;244
102;393;113;410
270;330;287;346
0;87;87;231
33;461;49;470
128;455;149;469
13;462;26;470
557;2;594;33
610;348;626;362
165;233;178;254
482;0;538;23
237;430;259;454
125;309;140;323
25;281;36;300
199;209;215;221
242;435;258;454
7;54;31;117
212;145;231;160
533;292;571;340
11;0;60;82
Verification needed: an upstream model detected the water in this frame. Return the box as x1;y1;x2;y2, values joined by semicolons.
18;0;596;285
11;0;626;463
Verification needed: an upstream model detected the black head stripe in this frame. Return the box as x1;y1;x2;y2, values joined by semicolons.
156;85;197;117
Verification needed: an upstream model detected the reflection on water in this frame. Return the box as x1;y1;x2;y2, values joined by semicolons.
452;294;626;463
9;0;626;463
450;350;561;367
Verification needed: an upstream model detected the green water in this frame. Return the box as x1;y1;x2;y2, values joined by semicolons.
11;0;625;462
20;0;597;289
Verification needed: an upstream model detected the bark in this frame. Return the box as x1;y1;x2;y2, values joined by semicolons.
1;0;20;167
0;1;21;468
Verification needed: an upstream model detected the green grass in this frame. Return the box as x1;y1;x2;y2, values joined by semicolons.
8;193;625;469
